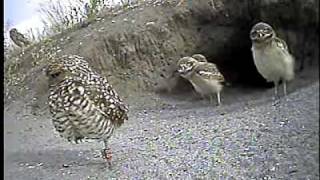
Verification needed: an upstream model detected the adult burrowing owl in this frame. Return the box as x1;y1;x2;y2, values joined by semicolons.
9;28;30;48
250;22;294;97
46;55;128;167
177;56;225;105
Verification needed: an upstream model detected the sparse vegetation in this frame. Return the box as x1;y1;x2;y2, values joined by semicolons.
4;0;318;106
3;0;158;104
4;0;140;59
3;1;319;179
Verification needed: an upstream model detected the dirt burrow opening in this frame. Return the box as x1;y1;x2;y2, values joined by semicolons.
168;0;319;93
4;0;319;107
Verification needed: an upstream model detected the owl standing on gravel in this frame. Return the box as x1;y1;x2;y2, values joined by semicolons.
46;55;128;167
9;28;30;48
250;22;295;97
177;56;225;105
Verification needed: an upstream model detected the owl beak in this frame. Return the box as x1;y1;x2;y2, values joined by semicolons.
177;68;184;73
265;33;272;38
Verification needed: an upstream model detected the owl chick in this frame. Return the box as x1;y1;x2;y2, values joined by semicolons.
177;56;225;105
250;22;295;97
46;55;128;167
192;54;231;87
192;54;208;63
9;28;30;48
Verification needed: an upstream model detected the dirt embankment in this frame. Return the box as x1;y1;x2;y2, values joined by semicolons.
3;1;319;179
4;0;319;108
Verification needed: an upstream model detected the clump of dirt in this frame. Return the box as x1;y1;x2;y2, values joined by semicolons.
4;0;319;110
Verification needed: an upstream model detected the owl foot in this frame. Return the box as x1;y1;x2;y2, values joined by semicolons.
101;148;112;168
272;97;281;107
74;136;84;144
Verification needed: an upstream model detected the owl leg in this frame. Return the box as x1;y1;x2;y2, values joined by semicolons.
209;95;213;105
272;82;281;106
283;81;287;96
101;139;112;168
216;92;221;106
274;84;278;97
273;81;280;98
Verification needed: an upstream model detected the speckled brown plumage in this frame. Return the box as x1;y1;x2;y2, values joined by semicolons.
46;55;128;166
9;28;30;48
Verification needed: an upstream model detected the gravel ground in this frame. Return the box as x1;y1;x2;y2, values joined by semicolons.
4;69;319;179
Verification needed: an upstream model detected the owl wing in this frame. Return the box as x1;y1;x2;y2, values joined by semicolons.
198;62;219;72
16;32;30;44
49;78;119;142
84;75;128;127
195;63;225;82
274;37;289;52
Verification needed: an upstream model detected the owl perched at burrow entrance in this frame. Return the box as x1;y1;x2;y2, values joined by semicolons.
192;54;208;63
177;56;225;105
250;22;295;97
46;55;128;167
9;28;31;48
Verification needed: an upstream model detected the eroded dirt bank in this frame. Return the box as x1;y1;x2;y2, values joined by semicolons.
4;0;319;179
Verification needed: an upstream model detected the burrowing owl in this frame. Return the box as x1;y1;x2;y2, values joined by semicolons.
177;56;225;105
192;54;208;63
250;22;295;97
46;55;128;167
9;28;30;48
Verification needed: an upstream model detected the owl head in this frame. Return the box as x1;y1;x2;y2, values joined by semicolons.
9;28;19;36
46;61;72;86
250;22;275;43
177;57;199;79
46;55;92;85
192;54;207;63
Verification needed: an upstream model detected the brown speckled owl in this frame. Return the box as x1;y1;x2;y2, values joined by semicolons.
9;28;30;48
46;55;128;167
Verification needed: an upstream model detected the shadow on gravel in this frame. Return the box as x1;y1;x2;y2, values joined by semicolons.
6;149;106;169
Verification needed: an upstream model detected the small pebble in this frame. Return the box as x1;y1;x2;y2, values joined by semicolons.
62;164;70;168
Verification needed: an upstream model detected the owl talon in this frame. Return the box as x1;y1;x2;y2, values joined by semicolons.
101;148;112;168
74;136;84;144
